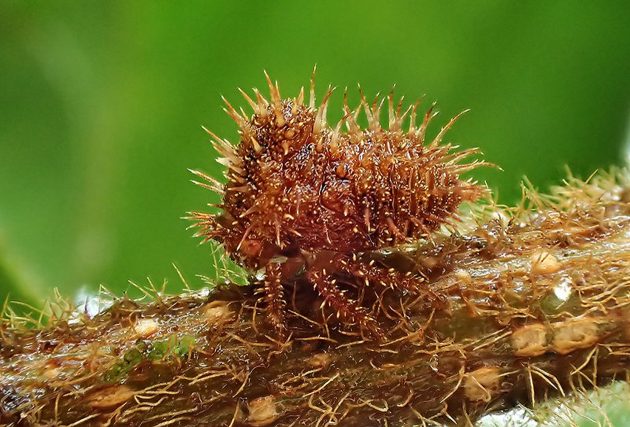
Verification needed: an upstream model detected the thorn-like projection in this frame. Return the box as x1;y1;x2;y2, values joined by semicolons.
408;101;420;135
238;87;259;115
249;136;262;153
418;102;437;142
191;70;489;338
263;70;285;127
309;64;317;110
342;89;360;135
189;169;224;194
313;85;334;134
430;109;470;148
252;88;269;117
388;92;406;131
222;96;248;130
358;85;377;132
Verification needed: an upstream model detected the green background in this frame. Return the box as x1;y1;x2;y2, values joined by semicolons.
1;1;628;305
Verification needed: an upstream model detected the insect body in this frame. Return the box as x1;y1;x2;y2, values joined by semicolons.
190;72;487;337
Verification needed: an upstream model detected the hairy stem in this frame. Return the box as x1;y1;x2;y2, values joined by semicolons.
2;170;630;426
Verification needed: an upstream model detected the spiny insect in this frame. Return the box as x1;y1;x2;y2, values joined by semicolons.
190;70;488;337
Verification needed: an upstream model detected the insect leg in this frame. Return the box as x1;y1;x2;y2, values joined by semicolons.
340;256;445;307
262;262;288;337
307;268;382;338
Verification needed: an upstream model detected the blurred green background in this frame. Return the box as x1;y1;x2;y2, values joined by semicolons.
0;1;628;306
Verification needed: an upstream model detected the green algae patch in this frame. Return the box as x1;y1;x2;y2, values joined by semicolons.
104;335;197;382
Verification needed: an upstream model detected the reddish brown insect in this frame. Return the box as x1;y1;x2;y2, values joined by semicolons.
190;71;487;337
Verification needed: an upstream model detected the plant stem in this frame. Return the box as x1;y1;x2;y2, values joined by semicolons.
2;171;630;426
